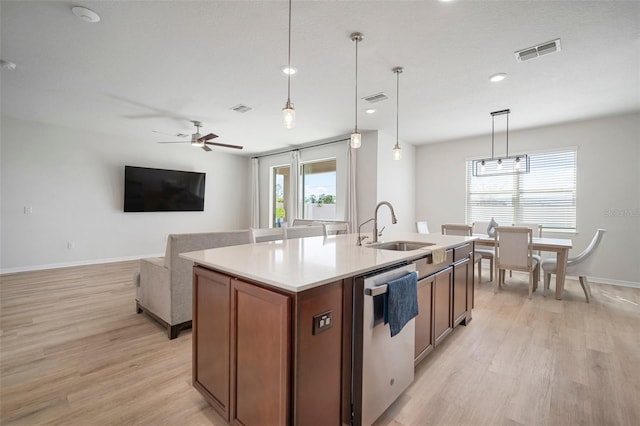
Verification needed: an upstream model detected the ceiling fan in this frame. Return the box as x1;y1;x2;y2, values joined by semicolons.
156;121;243;152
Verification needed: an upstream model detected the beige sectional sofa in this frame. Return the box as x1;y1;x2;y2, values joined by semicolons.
135;230;252;339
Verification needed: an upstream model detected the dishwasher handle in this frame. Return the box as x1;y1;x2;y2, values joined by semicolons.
364;285;387;297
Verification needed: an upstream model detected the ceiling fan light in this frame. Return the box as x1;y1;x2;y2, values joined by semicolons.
350;131;361;149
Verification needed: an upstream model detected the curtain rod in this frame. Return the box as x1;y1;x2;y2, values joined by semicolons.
251;138;350;159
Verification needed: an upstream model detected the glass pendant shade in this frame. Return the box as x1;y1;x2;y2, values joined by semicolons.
350;131;361;149
393;144;401;160
283;103;295;129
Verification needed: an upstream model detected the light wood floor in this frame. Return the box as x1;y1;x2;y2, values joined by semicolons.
1;262;639;426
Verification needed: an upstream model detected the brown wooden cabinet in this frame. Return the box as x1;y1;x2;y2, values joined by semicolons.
453;257;471;327
433;267;453;347
230;279;290;426
192;266;345;426
414;275;434;364
192;267;231;419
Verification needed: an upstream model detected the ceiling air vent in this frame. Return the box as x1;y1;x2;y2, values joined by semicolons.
362;92;388;103
230;104;252;113
515;38;561;62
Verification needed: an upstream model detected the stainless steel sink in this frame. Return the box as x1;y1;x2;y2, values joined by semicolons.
366;241;435;251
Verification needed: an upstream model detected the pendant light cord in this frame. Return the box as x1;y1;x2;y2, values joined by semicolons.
491;114;495;160
354;37;358;132
396;70;399;145
506;112;509;158
286;0;292;104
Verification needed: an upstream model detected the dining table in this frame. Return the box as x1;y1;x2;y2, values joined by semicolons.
473;234;573;300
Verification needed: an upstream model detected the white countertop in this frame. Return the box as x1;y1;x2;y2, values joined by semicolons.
180;232;476;293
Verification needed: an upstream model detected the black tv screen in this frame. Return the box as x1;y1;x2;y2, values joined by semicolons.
124;166;206;212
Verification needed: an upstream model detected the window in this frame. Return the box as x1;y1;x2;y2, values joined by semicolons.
272;165;290;227
465;149;577;232
301;159;337;220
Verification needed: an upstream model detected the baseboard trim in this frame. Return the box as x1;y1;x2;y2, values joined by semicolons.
0;254;163;275
589;276;640;289
478;267;639;289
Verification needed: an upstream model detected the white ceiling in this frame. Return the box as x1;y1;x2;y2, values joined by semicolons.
1;1;639;155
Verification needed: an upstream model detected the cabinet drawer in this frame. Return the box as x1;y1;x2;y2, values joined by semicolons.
453;243;473;262
414;249;453;279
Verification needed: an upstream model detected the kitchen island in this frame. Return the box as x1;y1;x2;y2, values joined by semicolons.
181;232;476;426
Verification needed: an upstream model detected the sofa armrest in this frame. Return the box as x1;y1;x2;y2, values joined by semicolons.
138;257;171;324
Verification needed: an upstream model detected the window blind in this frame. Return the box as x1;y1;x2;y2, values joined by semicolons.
466;149;577;231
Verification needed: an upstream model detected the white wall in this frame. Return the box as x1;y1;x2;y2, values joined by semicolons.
1;116;251;272
377;131;416;233
415;112;640;284
355;130;416;234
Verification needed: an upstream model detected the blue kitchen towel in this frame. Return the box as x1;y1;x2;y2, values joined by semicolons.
384;271;419;337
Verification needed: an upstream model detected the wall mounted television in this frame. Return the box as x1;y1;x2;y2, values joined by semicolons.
124;166;206;212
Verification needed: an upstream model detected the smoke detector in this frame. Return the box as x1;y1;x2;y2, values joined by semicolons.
72;6;101;23
515;38;561;62
362;92;388;103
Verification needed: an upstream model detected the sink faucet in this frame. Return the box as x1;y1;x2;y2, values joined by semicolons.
373;201;397;243
357;218;374;246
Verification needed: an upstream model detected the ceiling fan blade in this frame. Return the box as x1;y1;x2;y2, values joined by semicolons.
199;133;218;141
205;142;244;150
152;130;189;138
202;145;212;152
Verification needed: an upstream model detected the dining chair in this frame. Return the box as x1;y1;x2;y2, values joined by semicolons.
323;222;349;236
542;229;606;303
441;224;485;282
416;221;430;234
284;225;325;239
509;223;543;277
494;226;540;298
471;221;495;283
250;227;285;243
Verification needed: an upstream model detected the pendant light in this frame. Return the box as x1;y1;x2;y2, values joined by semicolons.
472;109;530;176
282;0;295;129
392;67;403;160
350;32;363;148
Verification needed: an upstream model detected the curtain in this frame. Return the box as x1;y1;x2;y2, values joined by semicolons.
346;144;358;233
289;150;300;223
250;157;260;228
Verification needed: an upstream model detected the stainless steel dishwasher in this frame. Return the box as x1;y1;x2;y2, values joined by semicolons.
353;263;416;426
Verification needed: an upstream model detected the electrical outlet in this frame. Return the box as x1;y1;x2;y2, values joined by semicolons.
67;241;75;249
23;206;33;214
312;311;333;335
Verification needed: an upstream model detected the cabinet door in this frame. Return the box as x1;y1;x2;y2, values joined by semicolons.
193;267;231;420
453;258;471;327
414;275;434;364
231;280;291;426
433;267;453;347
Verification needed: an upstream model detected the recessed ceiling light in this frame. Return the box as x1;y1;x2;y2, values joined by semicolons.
72;6;101;23
281;66;298;75
365;108;376;114
489;73;507;82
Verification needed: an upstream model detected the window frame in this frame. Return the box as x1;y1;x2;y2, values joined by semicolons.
465;148;578;233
